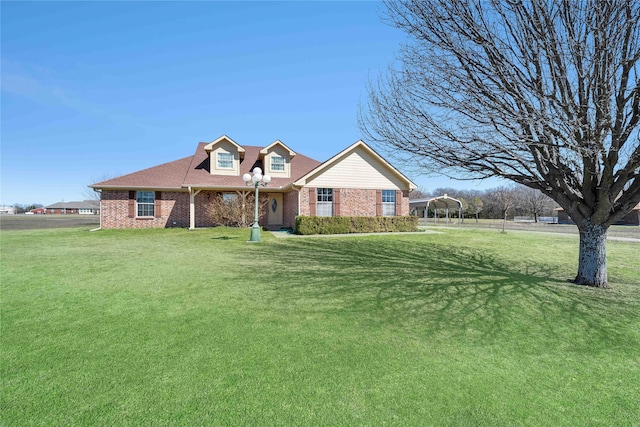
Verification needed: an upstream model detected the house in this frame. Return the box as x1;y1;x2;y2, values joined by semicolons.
90;136;417;230
0;206;16;215
45;200;100;215
555;203;640;226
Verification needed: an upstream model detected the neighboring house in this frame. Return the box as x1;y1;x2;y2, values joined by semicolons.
45;201;100;215
555;203;640;226
90;135;417;230
0;206;16;215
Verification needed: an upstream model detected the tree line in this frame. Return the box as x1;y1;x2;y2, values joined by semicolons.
411;185;557;223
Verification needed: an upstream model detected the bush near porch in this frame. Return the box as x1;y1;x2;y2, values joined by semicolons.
295;215;418;235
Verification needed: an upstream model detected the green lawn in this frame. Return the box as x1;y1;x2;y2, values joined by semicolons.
1;227;639;426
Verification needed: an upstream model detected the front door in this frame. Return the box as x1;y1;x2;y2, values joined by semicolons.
267;193;283;226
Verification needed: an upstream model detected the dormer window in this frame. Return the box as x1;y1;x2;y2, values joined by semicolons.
217;152;234;169
271;155;285;172
260;140;295;177
204;136;244;176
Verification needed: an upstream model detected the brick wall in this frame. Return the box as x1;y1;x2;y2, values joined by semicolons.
299;187;311;216
299;187;411;218
399;190;411;216
100;190;189;229
101;187;411;230
338;189;377;216
283;190;299;228
195;191;216;228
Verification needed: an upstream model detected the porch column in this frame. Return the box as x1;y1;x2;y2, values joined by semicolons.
189;188;202;230
425;202;429;226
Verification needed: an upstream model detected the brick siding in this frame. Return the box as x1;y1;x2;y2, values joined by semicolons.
299;188;311;216
100;190;190;229
298;188;411;218
101;187;411;230
282;190;299;228
339;189;377;216
399;190;411;216
195;191;215;228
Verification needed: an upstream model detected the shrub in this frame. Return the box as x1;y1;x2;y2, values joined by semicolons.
296;216;418;235
208;192;268;227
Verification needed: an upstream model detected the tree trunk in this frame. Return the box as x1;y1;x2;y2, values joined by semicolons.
574;221;608;288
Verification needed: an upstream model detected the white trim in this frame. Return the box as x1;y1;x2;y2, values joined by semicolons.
203;135;245;154
189;187;202;230
260;140;296;157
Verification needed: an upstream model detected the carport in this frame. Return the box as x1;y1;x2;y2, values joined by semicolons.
410;194;463;225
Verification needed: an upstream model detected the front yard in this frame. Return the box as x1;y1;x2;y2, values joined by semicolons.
1;226;638;425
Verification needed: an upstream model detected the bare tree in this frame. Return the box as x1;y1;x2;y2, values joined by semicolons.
409;187;430;199
467;196;484;223
85;175;116;201
490;186;518;232
516;185;556;222
360;0;640;287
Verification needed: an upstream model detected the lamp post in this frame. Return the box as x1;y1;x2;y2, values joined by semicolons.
242;167;271;242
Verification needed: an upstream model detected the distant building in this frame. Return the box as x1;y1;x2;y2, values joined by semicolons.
45;200;100;215
0;206;16;215
555;203;640;226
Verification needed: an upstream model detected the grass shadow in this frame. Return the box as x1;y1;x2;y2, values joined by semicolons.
259;235;631;350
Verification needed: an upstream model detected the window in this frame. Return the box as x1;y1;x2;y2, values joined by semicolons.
137;191;155;217
317;188;333;217
222;193;237;203
382;190;396;216
271;155;285;172
217;152;233;169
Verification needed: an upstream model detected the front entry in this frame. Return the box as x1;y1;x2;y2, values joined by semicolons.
267;193;283;227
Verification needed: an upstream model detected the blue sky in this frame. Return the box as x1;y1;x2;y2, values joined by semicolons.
1;1;500;206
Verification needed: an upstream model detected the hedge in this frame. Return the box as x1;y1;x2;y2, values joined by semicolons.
295;216;418;235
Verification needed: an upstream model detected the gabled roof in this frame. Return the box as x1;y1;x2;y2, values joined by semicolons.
46;200;100;209
260;140;296;157
91;139;321;191
90;156;193;190
90;137;414;192
182;144;319;189
293;140;417;190
203;135;245;154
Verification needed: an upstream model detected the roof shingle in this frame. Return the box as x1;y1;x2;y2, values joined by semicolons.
91;143;321;190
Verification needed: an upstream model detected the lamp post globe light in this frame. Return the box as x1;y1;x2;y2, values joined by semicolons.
242;167;271;242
